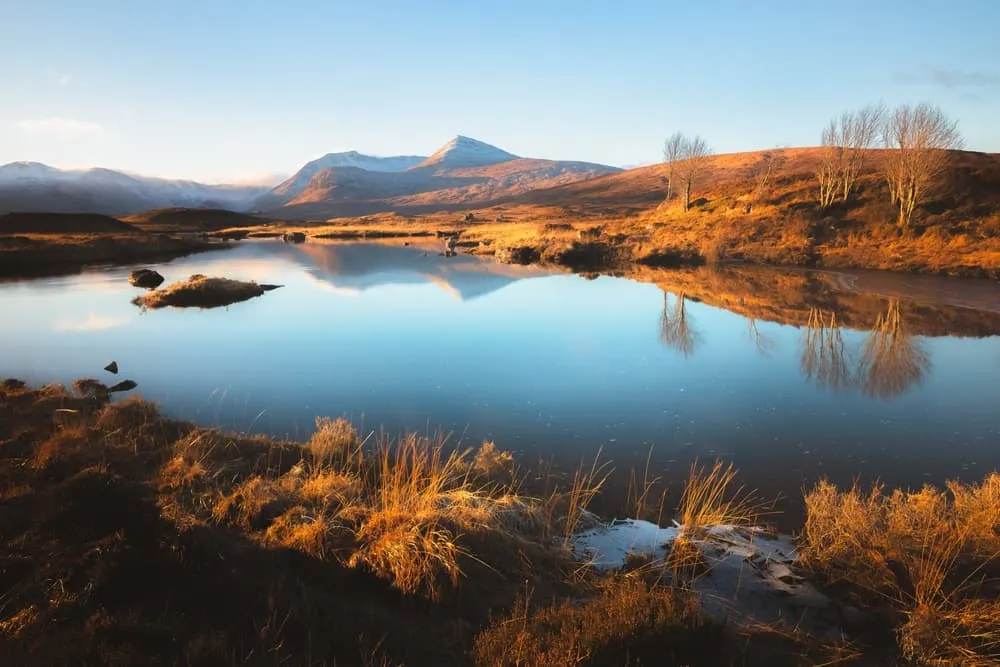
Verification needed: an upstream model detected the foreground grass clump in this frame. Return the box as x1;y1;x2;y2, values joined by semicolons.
10;378;999;665
474;576;713;666
164;417;574;603
131;273;281;309
801;477;1000;664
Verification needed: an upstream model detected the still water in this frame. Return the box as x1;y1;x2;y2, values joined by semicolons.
2;240;999;510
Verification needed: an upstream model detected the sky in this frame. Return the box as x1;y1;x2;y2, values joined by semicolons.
3;0;999;183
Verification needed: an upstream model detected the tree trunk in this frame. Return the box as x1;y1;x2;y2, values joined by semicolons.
684;180;691;211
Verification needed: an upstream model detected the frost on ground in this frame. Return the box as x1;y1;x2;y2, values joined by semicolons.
572;519;856;637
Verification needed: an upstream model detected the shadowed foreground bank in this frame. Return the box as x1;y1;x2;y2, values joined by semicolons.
1;380;997;666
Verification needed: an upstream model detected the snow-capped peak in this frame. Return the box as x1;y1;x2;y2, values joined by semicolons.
268;151;428;200
416;136;519;169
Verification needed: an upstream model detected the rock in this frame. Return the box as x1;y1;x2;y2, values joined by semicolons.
282;232;306;243
108;380;138;394
128;269;165;289
104;361;119;375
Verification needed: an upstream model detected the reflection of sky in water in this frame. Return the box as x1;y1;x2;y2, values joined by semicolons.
2;241;1000;501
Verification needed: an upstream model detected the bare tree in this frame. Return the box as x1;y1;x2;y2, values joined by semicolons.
659;290;700;357
816;104;885;208
881;103;963;227
839;104;884;201
747;150;784;211
816;122;842;209
662;132;685;202
676;136;713;211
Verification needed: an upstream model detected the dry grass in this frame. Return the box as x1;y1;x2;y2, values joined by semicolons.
473;576;710;667
131;274;280;309
9;377;996;665
801;475;1000;664
676;459;765;537
159;418;580;603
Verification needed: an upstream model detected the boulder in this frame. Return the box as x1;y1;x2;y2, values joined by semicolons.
128;269;165;289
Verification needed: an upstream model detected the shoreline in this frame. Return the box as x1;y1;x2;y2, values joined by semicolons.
2;378;997;665
0;233;229;279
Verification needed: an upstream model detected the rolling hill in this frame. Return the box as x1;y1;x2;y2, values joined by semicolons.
514;147;1000;215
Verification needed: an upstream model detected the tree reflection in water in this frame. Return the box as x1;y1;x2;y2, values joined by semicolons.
856;299;931;399
800;308;852;392
659;290;700;358
746;314;775;355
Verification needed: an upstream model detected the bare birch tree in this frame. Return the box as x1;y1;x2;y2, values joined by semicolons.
676;136;713;212
881;103;963;227
662;132;685;202
747;150;784;210
839;104;884;201
816;121;843;209
816;104;885;208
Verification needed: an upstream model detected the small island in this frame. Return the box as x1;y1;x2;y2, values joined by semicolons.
131;274;282;309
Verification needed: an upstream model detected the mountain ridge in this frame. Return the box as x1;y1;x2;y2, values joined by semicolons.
254;135;621;218
0;135;622;218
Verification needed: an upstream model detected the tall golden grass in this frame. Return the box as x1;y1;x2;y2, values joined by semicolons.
801;476;1000;664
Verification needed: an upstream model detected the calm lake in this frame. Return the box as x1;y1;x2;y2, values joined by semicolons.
3;240;999;519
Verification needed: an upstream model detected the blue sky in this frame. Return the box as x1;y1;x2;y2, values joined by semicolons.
3;0;998;182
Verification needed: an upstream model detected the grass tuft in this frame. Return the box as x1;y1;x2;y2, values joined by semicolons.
801;476;1000;664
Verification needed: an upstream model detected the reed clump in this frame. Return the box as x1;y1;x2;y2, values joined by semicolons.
801;476;1000;664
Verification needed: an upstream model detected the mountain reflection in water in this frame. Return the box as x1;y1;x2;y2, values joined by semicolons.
2;242;999;515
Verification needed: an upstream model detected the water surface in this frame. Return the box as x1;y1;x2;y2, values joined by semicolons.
3;240;999;516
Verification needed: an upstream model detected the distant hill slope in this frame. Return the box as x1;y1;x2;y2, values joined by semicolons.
123;208;269;232
516;147;1000;215
0;162;271;217
261;136;621;219
0;212;140;234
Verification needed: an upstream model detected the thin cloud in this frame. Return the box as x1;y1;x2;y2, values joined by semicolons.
58;73;72;88
894;68;1000;90
16;117;105;138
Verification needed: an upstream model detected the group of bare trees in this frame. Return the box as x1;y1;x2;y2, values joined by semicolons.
661;103;964;228
817;102;963;226
816;105;884;208
662;132;713;211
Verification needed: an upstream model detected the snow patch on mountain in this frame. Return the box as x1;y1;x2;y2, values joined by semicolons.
415;136;519;169
265;151;427;205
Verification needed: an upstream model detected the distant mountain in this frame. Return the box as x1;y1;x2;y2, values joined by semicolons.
0;162;270;216
259;136;621;219
0;136;623;219
254;151;426;210
415;135;519;170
